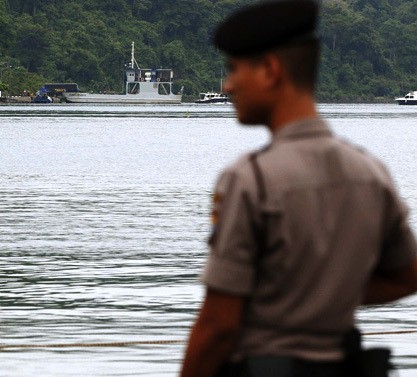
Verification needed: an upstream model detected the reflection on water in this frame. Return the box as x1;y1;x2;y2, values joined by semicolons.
2;102;417;119
1;104;417;376
0;103;235;118
1;186;205;376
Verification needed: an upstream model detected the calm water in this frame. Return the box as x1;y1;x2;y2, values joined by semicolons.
1;103;417;376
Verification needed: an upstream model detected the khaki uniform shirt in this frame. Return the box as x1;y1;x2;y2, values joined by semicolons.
202;118;417;361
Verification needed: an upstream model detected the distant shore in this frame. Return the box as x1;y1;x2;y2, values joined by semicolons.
0;95;397;105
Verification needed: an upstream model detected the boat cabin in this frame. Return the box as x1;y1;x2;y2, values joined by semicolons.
404;91;417;99
124;67;175;96
39;83;80;96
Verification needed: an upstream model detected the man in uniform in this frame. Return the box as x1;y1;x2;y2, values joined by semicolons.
180;1;417;376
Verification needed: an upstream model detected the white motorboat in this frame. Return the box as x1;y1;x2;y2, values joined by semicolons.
195;92;229;104
395;91;417;105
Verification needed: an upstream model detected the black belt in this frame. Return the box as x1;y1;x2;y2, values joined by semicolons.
217;341;393;377
217;356;344;377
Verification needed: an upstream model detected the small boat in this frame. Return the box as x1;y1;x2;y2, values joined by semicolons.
395;91;417;105
32;93;53;103
195;92;230;104
63;42;183;104
32;83;80;103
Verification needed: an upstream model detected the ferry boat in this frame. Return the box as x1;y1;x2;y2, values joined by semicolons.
63;43;183;104
395;91;417;105
195;91;230;104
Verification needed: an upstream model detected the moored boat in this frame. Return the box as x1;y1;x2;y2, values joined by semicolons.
63;42;183;104
32;93;53;103
32;83;80;103
395;91;417;105
195;92;229;104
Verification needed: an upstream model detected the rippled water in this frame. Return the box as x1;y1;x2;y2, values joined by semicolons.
1;103;417;376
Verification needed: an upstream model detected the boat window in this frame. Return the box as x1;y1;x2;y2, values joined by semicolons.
158;83;171;95
158;71;171;83
127;82;140;94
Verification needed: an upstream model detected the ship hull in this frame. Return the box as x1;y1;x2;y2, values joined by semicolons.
396;99;417;105
195;99;229;104
63;93;182;104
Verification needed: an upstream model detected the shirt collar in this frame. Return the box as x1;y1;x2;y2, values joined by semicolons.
271;117;332;142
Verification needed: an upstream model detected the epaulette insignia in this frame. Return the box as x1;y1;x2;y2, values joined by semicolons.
211;192;222;225
208;192;222;246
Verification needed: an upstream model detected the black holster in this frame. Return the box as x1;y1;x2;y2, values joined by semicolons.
342;328;394;377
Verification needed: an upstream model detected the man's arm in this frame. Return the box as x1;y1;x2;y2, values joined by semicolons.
180;288;245;377
362;258;417;305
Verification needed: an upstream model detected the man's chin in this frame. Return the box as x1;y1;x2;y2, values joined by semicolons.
233;104;266;126
239;121;264;127
236;113;265;127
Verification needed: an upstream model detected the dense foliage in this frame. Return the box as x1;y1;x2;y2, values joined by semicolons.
0;0;416;102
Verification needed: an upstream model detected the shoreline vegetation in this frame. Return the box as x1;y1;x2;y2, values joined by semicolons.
0;0;416;102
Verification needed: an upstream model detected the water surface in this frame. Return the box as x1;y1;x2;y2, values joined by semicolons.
1;103;416;376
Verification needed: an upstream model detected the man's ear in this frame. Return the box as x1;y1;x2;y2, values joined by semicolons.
261;53;284;88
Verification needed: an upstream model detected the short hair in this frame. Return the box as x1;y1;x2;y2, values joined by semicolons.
274;39;320;92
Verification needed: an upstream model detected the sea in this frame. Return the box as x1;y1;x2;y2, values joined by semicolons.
0;103;416;376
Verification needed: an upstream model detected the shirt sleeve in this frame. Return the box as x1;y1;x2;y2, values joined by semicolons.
377;181;417;272
201;166;258;296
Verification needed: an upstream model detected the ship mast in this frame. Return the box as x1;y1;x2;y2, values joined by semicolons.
131;41;139;69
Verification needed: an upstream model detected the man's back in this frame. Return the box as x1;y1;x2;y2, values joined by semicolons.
218;118;417;361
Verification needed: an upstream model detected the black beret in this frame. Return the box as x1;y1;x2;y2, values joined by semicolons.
214;0;319;57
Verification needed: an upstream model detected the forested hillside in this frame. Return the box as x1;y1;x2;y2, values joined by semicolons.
0;0;416;102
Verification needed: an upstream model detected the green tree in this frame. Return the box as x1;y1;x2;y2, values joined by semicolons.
1;0;417;101
67;48;106;89
0;0;14;50
14;15;50;72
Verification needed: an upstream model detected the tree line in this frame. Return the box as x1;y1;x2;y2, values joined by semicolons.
0;0;416;102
